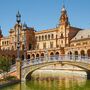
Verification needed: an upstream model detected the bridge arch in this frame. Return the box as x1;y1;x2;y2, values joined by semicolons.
23;61;90;81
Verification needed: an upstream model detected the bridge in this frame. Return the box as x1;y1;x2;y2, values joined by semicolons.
9;55;90;81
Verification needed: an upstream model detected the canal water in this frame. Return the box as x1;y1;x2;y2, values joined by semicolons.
1;71;90;90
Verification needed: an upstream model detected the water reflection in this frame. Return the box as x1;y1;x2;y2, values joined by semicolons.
1;73;90;90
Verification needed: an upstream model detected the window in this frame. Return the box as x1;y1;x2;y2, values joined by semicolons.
61;33;64;38
43;42;46;49
42;35;44;41
39;36;41;41
48;34;50;40
51;34;54;39
50;42;53;48
45;35;47;40
2;41;4;45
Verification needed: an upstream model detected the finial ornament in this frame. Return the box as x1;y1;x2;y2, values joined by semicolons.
61;0;66;12
23;22;27;29
16;11;21;23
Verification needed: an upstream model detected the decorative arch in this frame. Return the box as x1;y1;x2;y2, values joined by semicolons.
68;51;72;55
81;50;85;58
81;50;85;56
36;54;39;58
68;51;72;59
55;52;59;56
74;51;78;60
74;51;78;56
50;52;54;56
41;53;44;57
87;49;90;57
32;54;35;60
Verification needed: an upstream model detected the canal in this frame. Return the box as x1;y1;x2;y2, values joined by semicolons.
1;70;90;90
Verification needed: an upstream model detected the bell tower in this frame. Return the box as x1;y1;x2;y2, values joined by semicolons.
57;4;70;49
59;5;69;26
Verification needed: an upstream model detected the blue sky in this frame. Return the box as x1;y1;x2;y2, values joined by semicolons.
0;0;90;36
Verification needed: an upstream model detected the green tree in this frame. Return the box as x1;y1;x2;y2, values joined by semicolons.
0;56;11;78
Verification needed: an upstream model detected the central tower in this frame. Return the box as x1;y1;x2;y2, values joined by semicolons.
57;5;70;49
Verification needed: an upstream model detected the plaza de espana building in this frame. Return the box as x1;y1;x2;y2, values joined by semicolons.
0;6;90;64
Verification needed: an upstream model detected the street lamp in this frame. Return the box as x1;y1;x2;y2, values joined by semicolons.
23;22;27;61
16;11;21;60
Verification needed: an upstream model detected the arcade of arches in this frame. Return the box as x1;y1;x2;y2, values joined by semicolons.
68;49;90;57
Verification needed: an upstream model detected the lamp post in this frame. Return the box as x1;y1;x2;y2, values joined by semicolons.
23;23;27;61
16;11;21;60
16;11;22;80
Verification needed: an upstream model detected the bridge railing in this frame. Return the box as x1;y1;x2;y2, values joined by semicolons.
11;55;90;69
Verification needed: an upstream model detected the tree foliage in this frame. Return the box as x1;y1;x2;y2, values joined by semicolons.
0;56;11;78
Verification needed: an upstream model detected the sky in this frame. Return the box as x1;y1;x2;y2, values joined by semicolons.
0;0;90;36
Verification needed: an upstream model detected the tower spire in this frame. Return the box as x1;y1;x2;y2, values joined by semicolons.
59;1;70;26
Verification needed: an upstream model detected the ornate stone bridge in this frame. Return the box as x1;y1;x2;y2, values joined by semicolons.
10;55;90;81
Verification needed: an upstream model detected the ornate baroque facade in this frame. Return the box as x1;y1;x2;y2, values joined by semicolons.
0;5;90;61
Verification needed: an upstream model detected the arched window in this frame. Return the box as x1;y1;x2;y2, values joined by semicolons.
50;52;54;56
42;35;44;41
39;36;41;41
45;35;47;40
55;52;59;60
32;54;35;60
81;50;85;58
61;33;64;38
48;34;50;40
51;34;54;39
36;54;39;58
55;52;59;56
41;53;44;57
74;51;78;60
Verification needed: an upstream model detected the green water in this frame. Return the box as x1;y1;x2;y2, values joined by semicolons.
1;76;90;90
